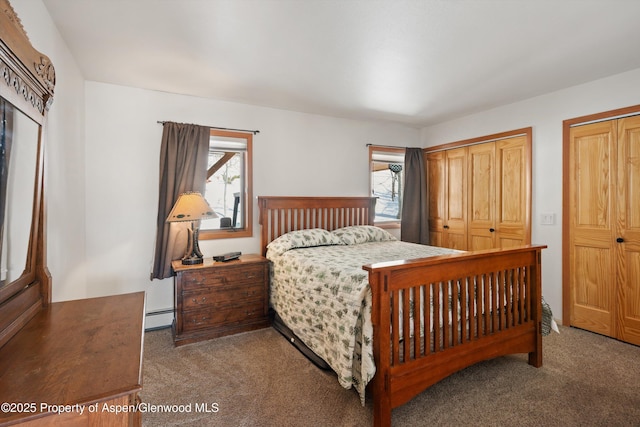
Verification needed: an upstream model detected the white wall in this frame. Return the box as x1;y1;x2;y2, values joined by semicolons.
421;67;640;321
12;0;87;302
15;0;640;327
9;1;420;328
84;82;420;327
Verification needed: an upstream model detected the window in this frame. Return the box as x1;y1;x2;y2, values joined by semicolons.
200;129;253;239
369;146;405;226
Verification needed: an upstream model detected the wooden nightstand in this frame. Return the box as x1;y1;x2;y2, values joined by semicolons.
171;254;270;346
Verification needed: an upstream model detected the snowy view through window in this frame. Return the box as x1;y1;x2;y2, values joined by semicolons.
200;132;248;232
371;158;404;223
202;151;243;230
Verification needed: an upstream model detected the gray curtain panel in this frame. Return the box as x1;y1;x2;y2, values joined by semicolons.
400;147;429;244
151;122;210;280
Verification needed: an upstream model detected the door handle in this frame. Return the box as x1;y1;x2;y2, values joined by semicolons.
443;225;449;229
489;228;495;233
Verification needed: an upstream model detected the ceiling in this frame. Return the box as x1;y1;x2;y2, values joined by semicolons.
41;0;640;128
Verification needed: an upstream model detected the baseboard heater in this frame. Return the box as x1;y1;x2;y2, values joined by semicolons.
144;308;173;332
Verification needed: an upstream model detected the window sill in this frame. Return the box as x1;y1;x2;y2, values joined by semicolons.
199;228;252;240
374;221;401;230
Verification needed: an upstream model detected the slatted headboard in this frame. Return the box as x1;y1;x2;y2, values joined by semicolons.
257;196;376;255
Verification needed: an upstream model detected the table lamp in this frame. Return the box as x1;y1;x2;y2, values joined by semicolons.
166;191;217;265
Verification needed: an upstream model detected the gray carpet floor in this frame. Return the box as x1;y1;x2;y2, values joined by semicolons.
140;325;640;427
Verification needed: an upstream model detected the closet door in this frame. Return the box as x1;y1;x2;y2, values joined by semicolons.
617;116;640;345
427;151;446;247
468;143;495;250
427;129;530;252
444;147;467;250
569;121;617;336
495;136;530;247
426;148;467;250
569;117;640;345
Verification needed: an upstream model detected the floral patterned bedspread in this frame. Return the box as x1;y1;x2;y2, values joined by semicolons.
267;238;458;404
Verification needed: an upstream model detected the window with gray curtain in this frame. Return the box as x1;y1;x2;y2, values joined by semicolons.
151;122;210;280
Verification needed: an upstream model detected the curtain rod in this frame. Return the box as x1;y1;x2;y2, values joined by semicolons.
365;144;417;149
157;121;260;135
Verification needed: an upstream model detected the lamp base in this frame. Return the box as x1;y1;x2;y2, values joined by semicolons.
181;222;204;265
181;256;203;265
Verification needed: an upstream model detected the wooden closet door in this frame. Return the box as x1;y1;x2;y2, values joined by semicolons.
427;151;446;247
495;136;530;247
444;147;467;250
468;143;495;250
426;148;467;250
569;121;617;336
617;116;640;345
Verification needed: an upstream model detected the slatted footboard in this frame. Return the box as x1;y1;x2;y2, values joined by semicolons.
364;245;545;427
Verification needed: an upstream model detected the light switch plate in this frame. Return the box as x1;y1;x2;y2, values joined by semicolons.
541;213;556;225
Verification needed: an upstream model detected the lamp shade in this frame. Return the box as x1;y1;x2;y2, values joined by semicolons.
166;192;217;222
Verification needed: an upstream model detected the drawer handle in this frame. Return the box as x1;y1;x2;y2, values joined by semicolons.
245;290;256;297
191;297;207;304
192;316;209;324
246;310;255;316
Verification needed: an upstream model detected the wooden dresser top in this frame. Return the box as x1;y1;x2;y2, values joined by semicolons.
0;292;145;423
171;253;267;273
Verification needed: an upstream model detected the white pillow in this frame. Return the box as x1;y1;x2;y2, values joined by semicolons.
331;225;397;245
266;228;343;256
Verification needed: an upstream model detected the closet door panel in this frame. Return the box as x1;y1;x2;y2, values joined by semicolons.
569;121;616;336
495;136;529;246
468;143;495;250
426;152;445;246
444;148;467;250
498;236;526;248
617;116;640;345
572;243;614;335
619;250;640;345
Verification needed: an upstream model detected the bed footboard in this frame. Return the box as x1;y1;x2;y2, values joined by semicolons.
363;245;546;427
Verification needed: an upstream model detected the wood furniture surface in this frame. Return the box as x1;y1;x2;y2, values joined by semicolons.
258;196;546;427
258;196;376;255
426;147;467;249
426;128;532;251
0;292;145;426
567;113;640;345
172;254;270;346
0;0;54;350
0;5;146;427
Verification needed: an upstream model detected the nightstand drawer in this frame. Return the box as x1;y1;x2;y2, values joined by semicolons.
172;255;270;346
180;265;265;291
182;283;265;309
182;300;265;331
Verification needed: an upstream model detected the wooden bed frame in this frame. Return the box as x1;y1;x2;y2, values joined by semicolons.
258;196;546;427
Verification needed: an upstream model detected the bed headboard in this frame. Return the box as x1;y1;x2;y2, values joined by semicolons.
257;196;376;255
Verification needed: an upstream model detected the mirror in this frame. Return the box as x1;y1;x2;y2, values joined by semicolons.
0;0;55;348
0;97;40;287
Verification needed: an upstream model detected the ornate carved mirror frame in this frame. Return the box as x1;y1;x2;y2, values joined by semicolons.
0;0;55;347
